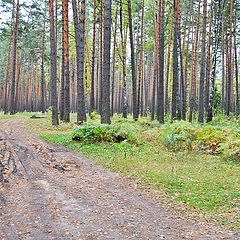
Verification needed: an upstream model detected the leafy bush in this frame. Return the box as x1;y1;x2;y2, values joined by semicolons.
218;131;240;159
89;111;98;120
196;126;228;153
160;120;240;160
160;121;197;152
30;114;37;119
72;123;138;144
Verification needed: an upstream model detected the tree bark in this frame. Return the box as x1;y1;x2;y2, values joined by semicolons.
158;0;165;123
234;15;239;115
189;0;200;122
138;0;145;118
72;0;87;124
10;0;20;115
205;0;213;113
198;0;207;123
171;0;180;120
165;14;173;115
4;0;15;114
128;0;138;120
120;2;128;119
90;0;97;114
101;0;112;124
99;0;103;115
207;0;225;122
49;0;59;125
111;3;118;116
62;0;70;122
226;0;233;116
41;10;47;114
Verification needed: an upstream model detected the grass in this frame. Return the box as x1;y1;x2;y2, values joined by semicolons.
23;112;240;230
0;112;40;120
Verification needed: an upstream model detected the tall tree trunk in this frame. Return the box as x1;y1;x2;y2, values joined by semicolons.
171;0;180;120
60;50;65;119
128;0;138;120
234;15;239;115
225;38;229;113
111;3;118;116
226;0;233;116
207;0;225;122
117;62;122;113
55;0;59;111
189;0;200;122
158;0;165;123
165;15;173;115
151;1;158;121
95;43;99;111
178;5;186;121
120;2;128;118
221;17;225;112
72;0;87;123
101;0;112;124
15;51;23;113
99;0;103;115
62;0;70;122
183;20;190;119
90;0;97;114
49;0;59;125
138;0;145;117
70;58;76;112
10;0;20;115
35;55;39;112
198;0;207;123
41;10;47;114
205;0;213;112
4;0;16;114
4;45;12;114
144;52;151;115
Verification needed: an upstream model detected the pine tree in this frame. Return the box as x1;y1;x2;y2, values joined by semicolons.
101;0;112;124
128;0;138;120
72;0;87;124
10;0;20;115
49;0;59;126
198;0;207;123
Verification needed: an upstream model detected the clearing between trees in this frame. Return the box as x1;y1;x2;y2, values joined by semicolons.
0;116;239;239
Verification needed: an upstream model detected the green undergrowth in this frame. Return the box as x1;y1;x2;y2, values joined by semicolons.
160;117;240;160
26;113;240;230
0;112;38;120
71;122;139;144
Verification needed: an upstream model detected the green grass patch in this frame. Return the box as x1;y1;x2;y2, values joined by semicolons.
0;112;46;120
26;114;240;230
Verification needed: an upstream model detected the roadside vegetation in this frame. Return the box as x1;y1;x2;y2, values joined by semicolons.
22;112;240;230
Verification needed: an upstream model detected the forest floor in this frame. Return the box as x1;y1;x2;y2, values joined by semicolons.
0;117;239;239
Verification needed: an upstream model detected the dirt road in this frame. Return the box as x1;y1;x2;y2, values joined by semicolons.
0;119;239;240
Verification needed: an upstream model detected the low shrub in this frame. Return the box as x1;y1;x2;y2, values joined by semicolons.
72;123;138;144
218;135;240;159
30;114;37;119
196;126;228;154
160;121;197;152
89;111;98;120
160;121;240;160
